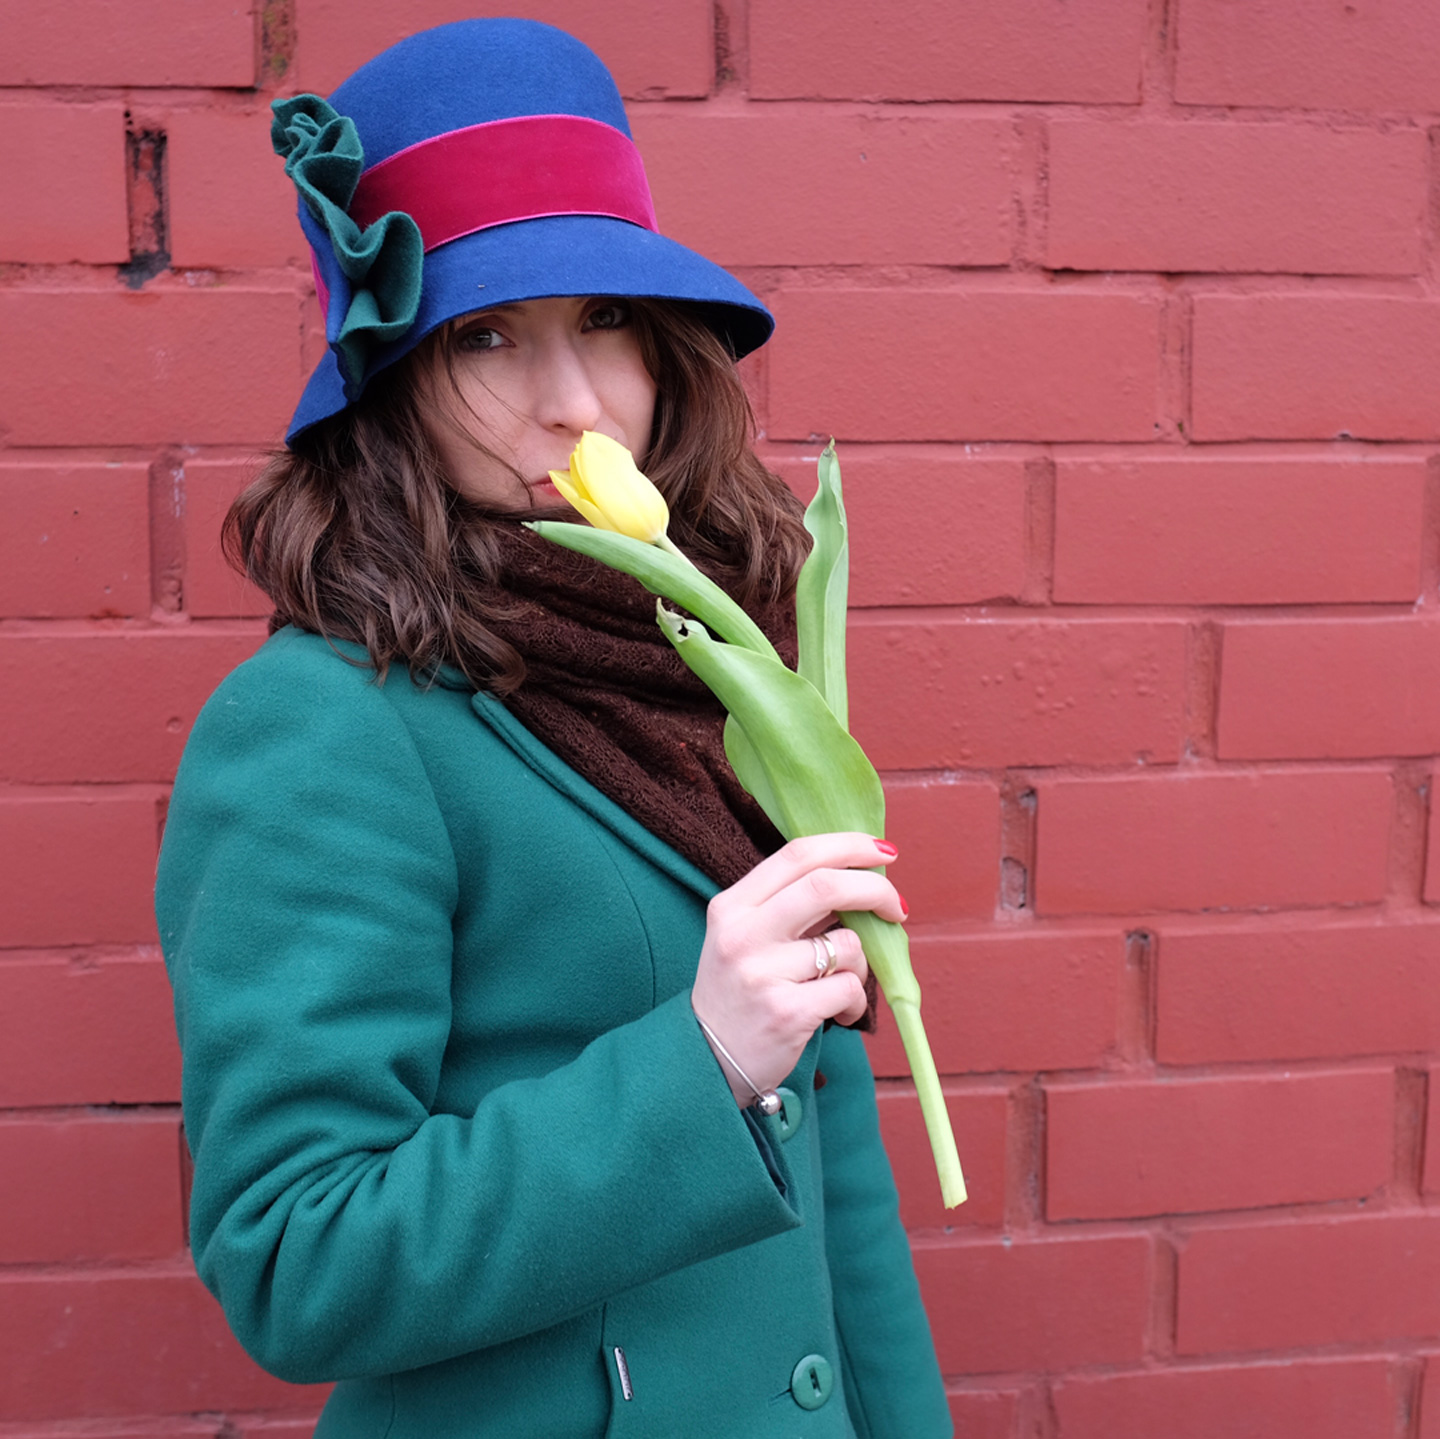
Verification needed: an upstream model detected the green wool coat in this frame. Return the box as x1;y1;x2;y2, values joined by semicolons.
156;627;952;1439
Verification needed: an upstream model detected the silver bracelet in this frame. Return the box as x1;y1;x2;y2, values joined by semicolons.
692;1008;782;1116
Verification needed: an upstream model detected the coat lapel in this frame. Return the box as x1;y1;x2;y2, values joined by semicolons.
470;690;720;905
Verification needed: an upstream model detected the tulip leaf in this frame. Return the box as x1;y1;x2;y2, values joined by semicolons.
527;521;779;661
796;441;850;731
655;604;883;840
721;716;785;834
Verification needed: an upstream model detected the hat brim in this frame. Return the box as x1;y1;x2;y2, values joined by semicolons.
286;214;773;445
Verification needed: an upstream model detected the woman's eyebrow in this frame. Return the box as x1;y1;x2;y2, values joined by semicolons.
465;303;523;320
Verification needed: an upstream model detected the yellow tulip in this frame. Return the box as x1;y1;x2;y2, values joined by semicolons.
549;432;670;546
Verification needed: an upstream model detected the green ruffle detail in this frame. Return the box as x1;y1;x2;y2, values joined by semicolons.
271;95;423;392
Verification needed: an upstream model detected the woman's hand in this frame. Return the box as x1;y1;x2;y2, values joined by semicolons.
690;833;905;1107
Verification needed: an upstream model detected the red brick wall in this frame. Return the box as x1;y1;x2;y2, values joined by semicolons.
4;2;1439;1434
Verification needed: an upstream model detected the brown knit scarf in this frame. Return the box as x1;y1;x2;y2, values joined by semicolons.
482;523;793;890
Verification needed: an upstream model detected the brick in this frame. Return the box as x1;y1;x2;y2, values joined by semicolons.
1054;1358;1397;1439
876;1083;1008;1230
1425;1357;1440;1439
850;616;1187;770
294;0;713;98
183;458;273;619
947;1388;1019;1439
1219;618;1440;761
0;1427;328;1439
167;109;309;270
0;628;267;784
0;1269;325;1418
1047;120;1424;275
0;951;180;1105
0;461;152;618
0;103;129;264
751;0;1147;102
881;779;1000;922
1046;1068;1394;1221
769;289;1163;443
234;1422;329;1439
765;450;1029;608
1174;0;1440;111
1177;1212;1440;1354
0;1426;235;1439
0;1114;183;1262
0;0;254;86
1035;769;1393;916
1193;295;1440;442
632;111;1012;268
1156;916;1440;1066
0;289;304;447
1428;1065;1440;1196
865;928;1123;1077
1431;786;1440;903
0;1423;329;1439
1053;455;1426;605
916;1232;1150;1372
0;792;161;947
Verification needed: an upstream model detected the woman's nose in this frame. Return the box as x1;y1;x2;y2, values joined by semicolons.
531;340;604;435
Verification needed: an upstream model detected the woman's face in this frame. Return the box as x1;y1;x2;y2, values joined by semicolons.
417;295;658;510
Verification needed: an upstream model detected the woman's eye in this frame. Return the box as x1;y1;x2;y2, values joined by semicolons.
584;303;631;332
456;326;505;351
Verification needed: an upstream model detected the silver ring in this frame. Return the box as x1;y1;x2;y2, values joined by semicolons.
811;932;839;979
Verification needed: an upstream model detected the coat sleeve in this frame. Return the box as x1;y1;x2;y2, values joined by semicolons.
815;1024;953;1439
156;644;800;1385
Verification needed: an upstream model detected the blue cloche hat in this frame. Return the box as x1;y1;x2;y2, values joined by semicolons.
273;18;774;445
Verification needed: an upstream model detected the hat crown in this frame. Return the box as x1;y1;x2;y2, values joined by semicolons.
330;19;632;168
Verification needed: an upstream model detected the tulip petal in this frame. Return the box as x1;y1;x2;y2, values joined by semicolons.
547;466;582;505
561;432;669;543
548;473;611;532
573;429;631;480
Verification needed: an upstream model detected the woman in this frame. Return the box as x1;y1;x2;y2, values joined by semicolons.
157;18;952;1438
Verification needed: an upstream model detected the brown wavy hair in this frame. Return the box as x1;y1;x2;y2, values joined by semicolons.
223;300;808;692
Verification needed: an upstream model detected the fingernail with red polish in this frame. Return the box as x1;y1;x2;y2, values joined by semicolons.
874;839;898;858
897;891;910;918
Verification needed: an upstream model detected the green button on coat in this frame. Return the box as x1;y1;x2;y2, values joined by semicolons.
774;1087;802;1141
790;1353;833;1410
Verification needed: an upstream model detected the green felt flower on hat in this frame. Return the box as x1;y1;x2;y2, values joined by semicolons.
270;95;424;393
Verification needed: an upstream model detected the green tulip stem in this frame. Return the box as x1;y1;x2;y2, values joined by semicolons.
656;533;699;568
893;999;966;1209
842;909;966;1209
